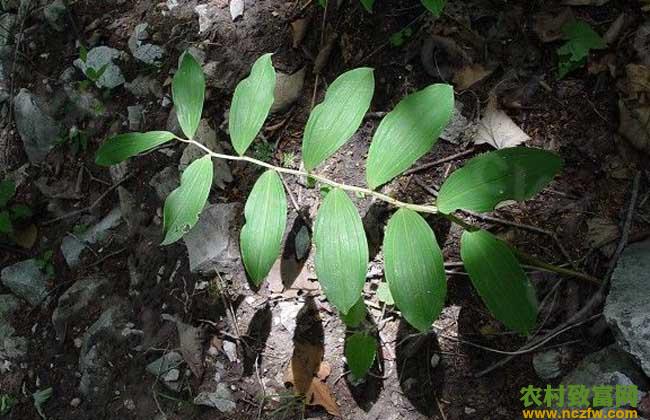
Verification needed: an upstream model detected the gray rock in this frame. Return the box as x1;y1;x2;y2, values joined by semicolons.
73;46;125;89
271;67;305;113
0;259;49;306
128;23;164;65
127;105;144;131
125;75;163;98
1;335;28;359
149;166;179;200
193;383;236;413
166;108;182;136
558;345;648;418
605;239;650;377
533;349;563;380
52;275;112;341
0;294;20;340
183;203;241;274
43;0;67;31
0;13;16;45
178;119;232;189
441;103;473;144
146;351;183;376
13;89;61;163
79;302;131;403
63;85;105;120
61;207;122;267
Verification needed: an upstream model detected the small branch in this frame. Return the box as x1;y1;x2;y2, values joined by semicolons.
404;148;475;176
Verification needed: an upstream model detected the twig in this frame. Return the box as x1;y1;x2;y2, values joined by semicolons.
403;148;475;175
41;175;132;225
278;173;311;229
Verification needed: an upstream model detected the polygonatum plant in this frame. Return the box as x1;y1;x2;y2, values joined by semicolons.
96;50;570;381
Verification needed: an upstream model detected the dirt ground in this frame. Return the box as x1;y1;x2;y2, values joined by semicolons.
1;0;650;419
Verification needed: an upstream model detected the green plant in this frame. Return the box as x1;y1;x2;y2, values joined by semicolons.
57;126;89;156
32;387;52;420
0;179;32;236
78;46;108;90
0;394;17;416
35;250;55;278
557;20;607;79
96;51;596;380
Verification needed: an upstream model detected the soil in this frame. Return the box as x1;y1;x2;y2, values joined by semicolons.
1;0;649;419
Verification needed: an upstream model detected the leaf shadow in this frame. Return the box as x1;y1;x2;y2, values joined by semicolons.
280;215;312;290
242;304;272;377
395;320;445;416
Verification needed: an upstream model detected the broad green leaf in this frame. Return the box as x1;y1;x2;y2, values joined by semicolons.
95;131;175;166
460;229;538;335
359;0;374;12
240;170;287;285
437;147;563;214
345;333;376;380
10;204;32;221
366;84;454;189
557;21;606;79
314;189;369;314
229;54;276;156
162;155;213;245
384;209;446;332
421;0;446;16
376;282;394;306
302;68;375;171
340;297;366;328
173;51;205;139
0;210;12;234
0;179;16;207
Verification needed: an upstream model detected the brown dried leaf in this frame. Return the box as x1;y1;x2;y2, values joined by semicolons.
316;361;331;380
307;378;340;417
291;18;310;49
474;96;530;149
177;321;205;378
453;64;492;90
284;342;323;394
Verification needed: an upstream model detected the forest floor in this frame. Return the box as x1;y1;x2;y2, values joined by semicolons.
1;0;650;419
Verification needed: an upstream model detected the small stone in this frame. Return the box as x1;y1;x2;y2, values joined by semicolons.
533;349;563;380
73;46;125;89
125;75;163;98
146;352;183;377
223;340;237;362
124;399;136;411
430;353;441;369
43;0;67;31
70;397;81;408
74;338;82;348
0;259;49;306
60;207;122;268
193;383;236;413
464;407;477;415
127;105;144;131
13;89;60;163
162;368;180;382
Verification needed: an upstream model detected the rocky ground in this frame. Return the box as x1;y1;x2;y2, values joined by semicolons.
1;0;650;419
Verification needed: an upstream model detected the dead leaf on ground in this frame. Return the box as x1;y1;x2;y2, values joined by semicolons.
308;379;341;417
314;33;338;74
453;64;492;90
626;64;650;94
271;67;306;113
177;321;205;378
284;342;323;394
533;8;575;43
474;96;530;149
291;18;310;48
586;217;619;249
618;100;650;154
14;224;37;249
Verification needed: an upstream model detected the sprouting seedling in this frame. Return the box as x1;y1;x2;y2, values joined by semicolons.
95;50;598;381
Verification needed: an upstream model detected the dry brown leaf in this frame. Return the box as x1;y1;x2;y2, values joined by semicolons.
177;321;205;378
291;18;310;49
626;64;650;94
533;8;575;43
474;96;530;149
307;378;341;417
14;224;37;249
316;361;331;380
284;342;323;394
453;64;492;90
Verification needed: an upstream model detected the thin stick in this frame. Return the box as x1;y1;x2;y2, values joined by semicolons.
404;148;475;175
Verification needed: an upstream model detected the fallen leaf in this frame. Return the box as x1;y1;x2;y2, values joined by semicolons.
177;321;205;378
285;342;323;394
291;18;310;49
533;8;575;43
618;100;650;154
316;361;331;380
473;97;530;149
314;33;338;74
14;224;37;249
586;217;619;248
229;0;244;20
308;378;341;417
626;64;650;94
271;67;306;113
453;64;492;90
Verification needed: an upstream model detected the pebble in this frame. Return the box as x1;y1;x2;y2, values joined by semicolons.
70;397;81;407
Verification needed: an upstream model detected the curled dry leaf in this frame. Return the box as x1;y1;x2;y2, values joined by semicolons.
473;96;530;149
533;8;575;43
291;18;310;49
177;321;205;378
453;64;492;90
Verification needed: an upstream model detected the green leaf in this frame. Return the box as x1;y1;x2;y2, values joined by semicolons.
383;209;446;332
460;229;538;335
0;210;12;234
229;53;276;156
421;0;446;16
557;21;606;79
9;204;32;221
173;51;205;139
366;84;454;189
240;170;287;285
389;27;413;47
302;68;375;171
162;155;213;245
359;0;374;12
340;297;366;328
313;189;369;314
376;282;394;306
0;180;16;208
345;333;376;380
32;387;52;420
95;131;175;166
437;147;563;214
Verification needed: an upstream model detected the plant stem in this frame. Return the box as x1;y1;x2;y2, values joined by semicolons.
178;137;439;214
179;136;601;285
